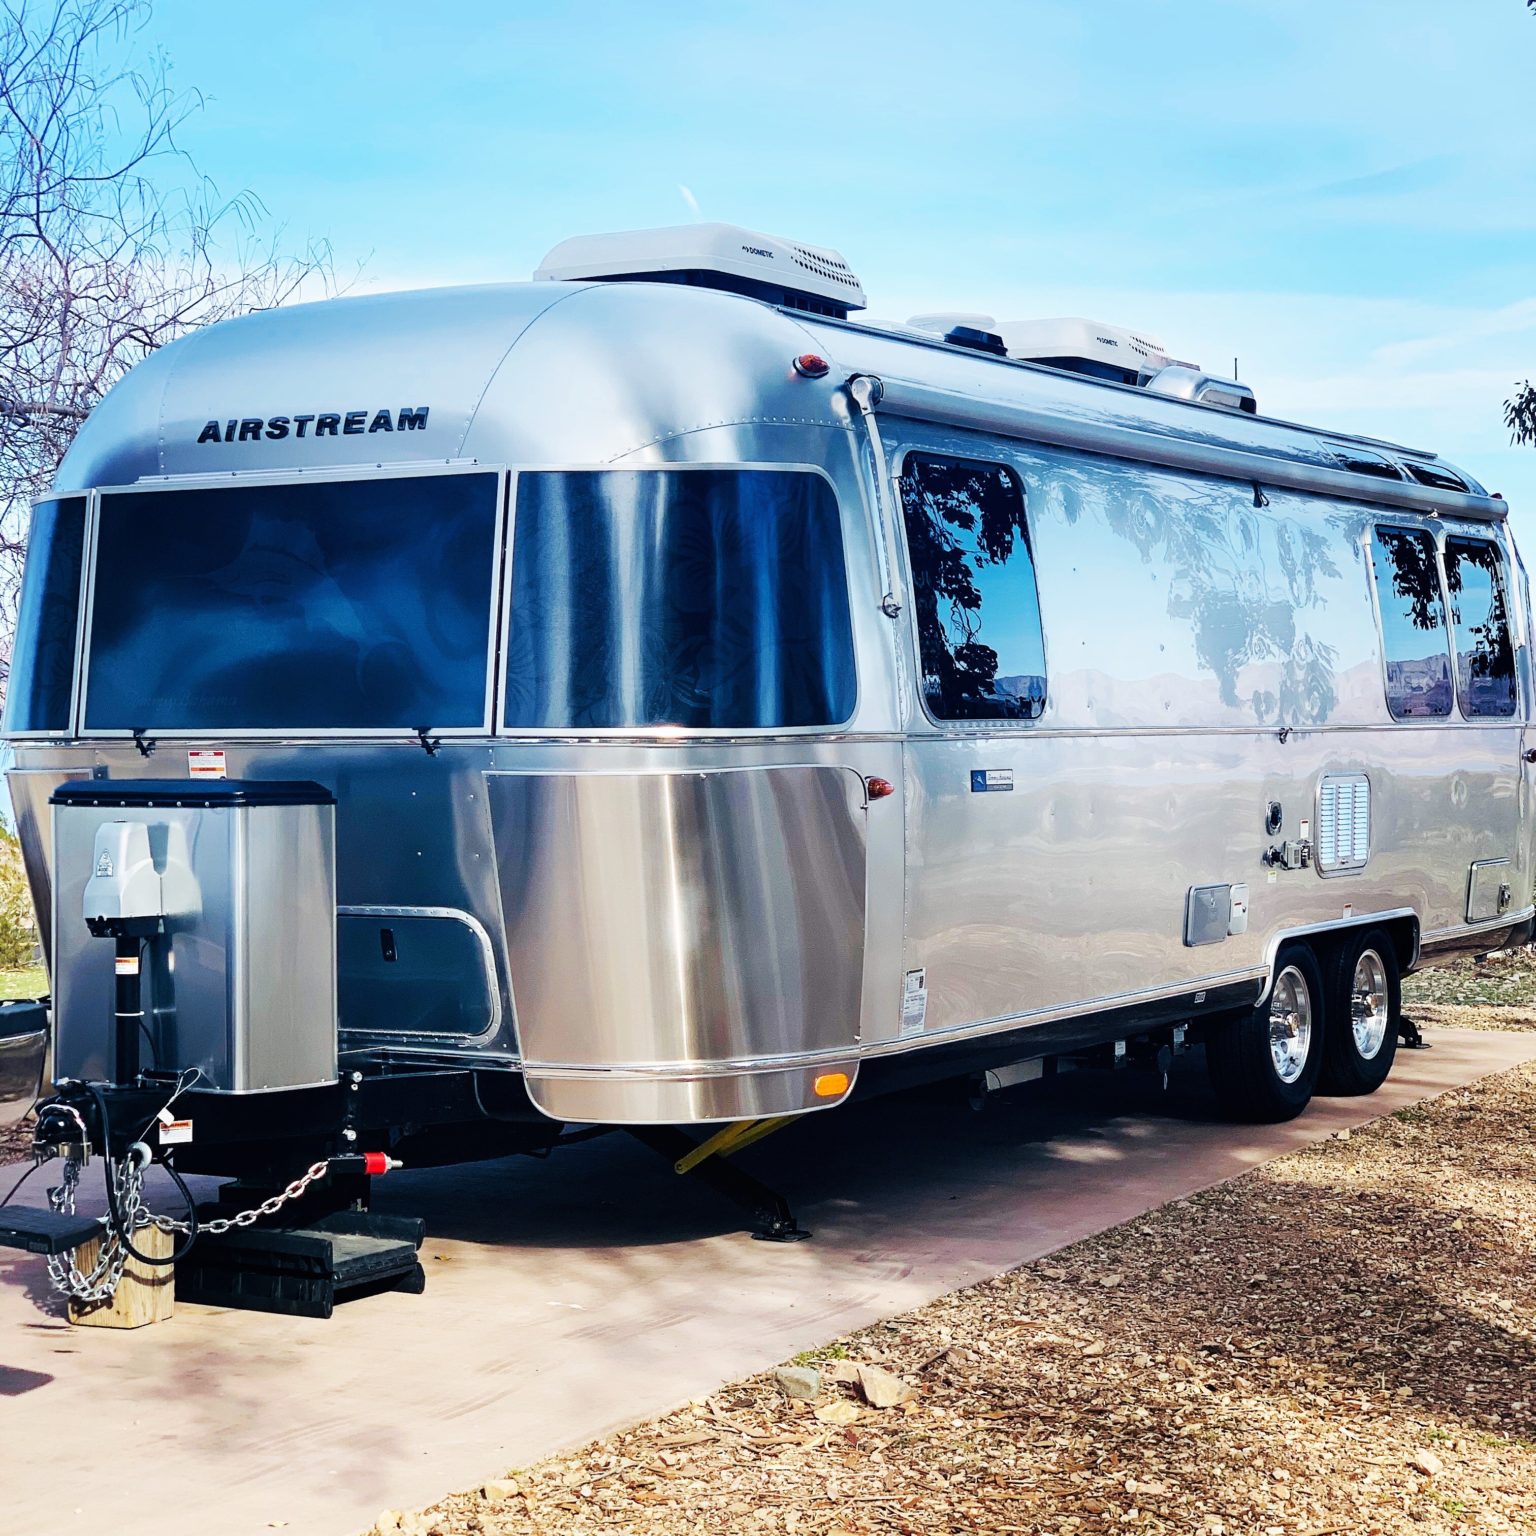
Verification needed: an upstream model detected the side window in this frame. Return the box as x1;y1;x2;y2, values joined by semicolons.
897;453;1046;721
1369;526;1451;720
3;496;86;734
1444;537;1517;718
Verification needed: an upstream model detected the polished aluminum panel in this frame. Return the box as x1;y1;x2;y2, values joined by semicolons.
51;798;337;1093
488;766;867;1115
521;1060;859;1126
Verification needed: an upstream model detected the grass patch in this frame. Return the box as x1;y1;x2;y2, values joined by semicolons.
0;967;46;1001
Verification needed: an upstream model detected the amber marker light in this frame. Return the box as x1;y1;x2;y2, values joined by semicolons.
793;353;830;378
814;1072;851;1098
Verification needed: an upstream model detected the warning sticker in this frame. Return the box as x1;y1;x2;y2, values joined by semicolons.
188;749;227;779
901;968;928;1037
115;953;140;976
158;1118;194;1146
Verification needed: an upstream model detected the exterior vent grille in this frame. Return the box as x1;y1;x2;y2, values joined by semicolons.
1317;774;1371;872
790;244;861;291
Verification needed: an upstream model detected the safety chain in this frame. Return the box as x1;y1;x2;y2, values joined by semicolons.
46;1153;148;1305
44;1155;331;1303
145;1160;331;1236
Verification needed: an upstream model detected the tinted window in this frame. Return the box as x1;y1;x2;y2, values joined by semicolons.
1445;537;1516;718
898;453;1045;721
504;470;855;730
85;473;499;731
1370;526;1451;720
4;496;86;733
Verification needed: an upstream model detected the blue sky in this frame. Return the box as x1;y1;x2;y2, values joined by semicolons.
142;0;1536;524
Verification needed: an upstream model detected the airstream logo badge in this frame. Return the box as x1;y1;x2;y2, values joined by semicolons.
970;769;1014;794
95;851;114;877
195;407;429;444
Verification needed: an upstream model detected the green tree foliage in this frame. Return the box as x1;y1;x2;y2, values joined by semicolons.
0;822;38;969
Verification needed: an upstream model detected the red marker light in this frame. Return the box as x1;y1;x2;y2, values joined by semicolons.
793;353;830;378
866;776;895;801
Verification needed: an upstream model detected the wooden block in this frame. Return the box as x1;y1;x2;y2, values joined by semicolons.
68;1224;175;1328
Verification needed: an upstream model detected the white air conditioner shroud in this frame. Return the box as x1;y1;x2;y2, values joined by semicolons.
535;223;865;314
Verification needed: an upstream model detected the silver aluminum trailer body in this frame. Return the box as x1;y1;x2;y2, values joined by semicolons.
4;275;1530;1141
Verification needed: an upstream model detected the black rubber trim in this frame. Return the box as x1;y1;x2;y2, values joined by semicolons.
51;778;335;809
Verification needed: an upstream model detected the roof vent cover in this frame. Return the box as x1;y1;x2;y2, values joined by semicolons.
534;222;866;318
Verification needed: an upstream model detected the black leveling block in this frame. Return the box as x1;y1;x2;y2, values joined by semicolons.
176;1210;427;1319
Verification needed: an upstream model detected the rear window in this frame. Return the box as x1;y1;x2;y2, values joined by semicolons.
504;470;855;730
84;473;500;732
1445;537;1517;718
4;496;86;734
1369;526;1452;720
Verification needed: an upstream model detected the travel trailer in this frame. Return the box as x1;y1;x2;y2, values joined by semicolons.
0;222;1528;1304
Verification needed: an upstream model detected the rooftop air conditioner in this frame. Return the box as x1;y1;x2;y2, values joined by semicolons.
535;223;866;318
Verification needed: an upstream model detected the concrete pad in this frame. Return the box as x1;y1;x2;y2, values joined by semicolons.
1;1028;1531;1536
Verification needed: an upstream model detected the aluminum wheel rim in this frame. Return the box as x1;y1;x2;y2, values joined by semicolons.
1351;949;1390;1061
1268;964;1314;1084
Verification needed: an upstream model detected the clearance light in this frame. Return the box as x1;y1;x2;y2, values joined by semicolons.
866;776;895;801
793;353;830;378
814;1072;850;1099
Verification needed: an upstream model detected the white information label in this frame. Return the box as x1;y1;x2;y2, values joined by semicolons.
158;1118;194;1145
188;749;227;779
901;968;928;1037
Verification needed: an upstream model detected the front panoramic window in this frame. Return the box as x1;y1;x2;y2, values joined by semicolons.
504;469;856;730
84;472;501;732
3;496;86;734
1369;526;1452;720
898;452;1046;721
1445;537;1517;718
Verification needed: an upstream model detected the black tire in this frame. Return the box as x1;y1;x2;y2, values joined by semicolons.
1207;942;1324;1122
1317;928;1400;1096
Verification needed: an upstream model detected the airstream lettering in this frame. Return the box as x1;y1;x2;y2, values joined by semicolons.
193;406;429;443
1;221;1529;1297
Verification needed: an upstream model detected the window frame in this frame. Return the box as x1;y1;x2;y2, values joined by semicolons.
1442;532;1519;721
1;491;94;740
1365;521;1457;725
890;444;1048;731
494;462;860;739
75;460;508;741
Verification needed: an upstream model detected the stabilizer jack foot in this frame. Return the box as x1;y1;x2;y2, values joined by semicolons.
629;1127;810;1243
1398;1013;1431;1050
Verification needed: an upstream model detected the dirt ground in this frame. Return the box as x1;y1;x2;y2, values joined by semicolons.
365;955;1536;1536
1403;947;1536;1033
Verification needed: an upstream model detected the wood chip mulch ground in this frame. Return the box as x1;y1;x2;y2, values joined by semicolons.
378;1057;1536;1536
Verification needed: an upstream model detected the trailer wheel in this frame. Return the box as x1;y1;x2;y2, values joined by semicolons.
1207;943;1323;1122
1317;928;1399;1096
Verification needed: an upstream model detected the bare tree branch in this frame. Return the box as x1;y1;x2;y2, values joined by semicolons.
0;0;334;688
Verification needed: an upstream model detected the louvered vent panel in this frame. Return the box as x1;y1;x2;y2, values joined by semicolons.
1317;774;1370;872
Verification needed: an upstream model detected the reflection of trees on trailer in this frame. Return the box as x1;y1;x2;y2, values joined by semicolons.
0;223;1530;1279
